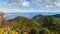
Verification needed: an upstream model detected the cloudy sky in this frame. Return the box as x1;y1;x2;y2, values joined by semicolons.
0;0;60;19
0;0;60;12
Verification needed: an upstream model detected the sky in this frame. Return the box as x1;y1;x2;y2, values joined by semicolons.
0;0;60;19
5;12;60;19
0;0;60;12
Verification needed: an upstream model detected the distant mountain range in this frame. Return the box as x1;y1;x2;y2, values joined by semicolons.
33;14;60;18
51;14;60;18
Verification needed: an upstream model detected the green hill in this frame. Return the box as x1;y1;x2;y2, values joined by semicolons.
32;14;60;34
6;14;60;34
8;16;42;34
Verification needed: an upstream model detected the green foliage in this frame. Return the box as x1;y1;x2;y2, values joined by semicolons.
32;15;59;34
8;16;41;34
29;29;38;34
5;14;60;34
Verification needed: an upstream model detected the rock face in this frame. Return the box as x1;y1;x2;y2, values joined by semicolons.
0;11;9;28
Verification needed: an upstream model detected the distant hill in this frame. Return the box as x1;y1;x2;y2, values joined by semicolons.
51;14;60;18
32;14;60;18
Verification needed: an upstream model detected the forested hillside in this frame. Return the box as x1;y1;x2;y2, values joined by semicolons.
8;16;42;34
1;14;59;34
32;14;60;34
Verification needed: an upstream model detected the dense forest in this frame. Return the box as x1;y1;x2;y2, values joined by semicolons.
0;14;59;34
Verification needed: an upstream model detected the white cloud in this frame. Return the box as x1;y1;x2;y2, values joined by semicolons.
0;0;30;12
44;0;50;2
21;1;30;7
0;8;30;12
46;5;53;8
54;2;60;7
7;0;30;7
0;0;60;12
